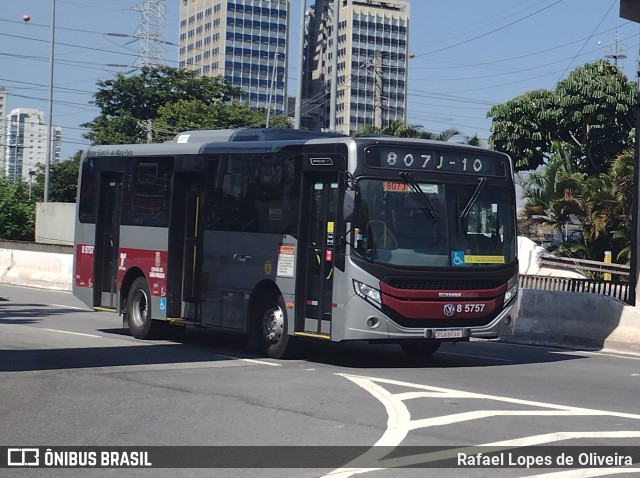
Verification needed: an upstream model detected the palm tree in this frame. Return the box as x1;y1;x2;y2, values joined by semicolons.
522;141;584;233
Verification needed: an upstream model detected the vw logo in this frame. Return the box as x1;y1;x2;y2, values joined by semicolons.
443;304;456;317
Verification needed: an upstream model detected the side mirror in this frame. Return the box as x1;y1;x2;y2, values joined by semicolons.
343;190;355;222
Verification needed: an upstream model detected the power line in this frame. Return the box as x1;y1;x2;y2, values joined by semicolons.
555;0;617;83
412;0;566;58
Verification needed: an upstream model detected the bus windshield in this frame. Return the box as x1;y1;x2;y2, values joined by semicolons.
351;178;516;267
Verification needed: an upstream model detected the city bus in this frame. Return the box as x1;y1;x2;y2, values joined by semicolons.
73;128;519;359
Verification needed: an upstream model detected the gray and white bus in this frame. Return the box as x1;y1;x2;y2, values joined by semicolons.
73;128;519;359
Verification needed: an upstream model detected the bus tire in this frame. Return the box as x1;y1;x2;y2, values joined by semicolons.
400;341;441;359
127;277;158;339
253;295;296;359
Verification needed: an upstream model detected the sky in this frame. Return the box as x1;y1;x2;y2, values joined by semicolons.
0;0;638;164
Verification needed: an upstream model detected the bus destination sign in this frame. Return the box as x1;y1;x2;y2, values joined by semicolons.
365;146;506;177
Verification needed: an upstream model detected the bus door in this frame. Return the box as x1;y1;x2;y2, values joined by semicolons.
168;173;203;322
298;174;339;337
94;172;123;309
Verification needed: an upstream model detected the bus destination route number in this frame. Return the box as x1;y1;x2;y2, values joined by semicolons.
365;146;506;177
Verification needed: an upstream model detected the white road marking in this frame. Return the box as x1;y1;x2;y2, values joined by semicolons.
41;328;101;338
50;303;91;311
528;469;640;477
323;374;640;477
208;354;281;367
438;351;513;362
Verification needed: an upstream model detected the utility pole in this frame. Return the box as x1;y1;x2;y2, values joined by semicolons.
604;31;626;67
631;46;640;306
44;0;56;202
373;51;383;130
620;0;640;305
328;0;339;131
294;0;306;129
266;50;279;128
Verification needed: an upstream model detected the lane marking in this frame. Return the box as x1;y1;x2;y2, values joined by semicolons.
50;303;92;311
41;328;101;338
497;342;640;360
560;350;640;361
324;374;640;477
528;469;640;477
438;351;513;362
0;283;72;293
216;354;282;367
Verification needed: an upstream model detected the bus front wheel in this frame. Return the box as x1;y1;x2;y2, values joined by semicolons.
400;341;441;359
253;295;296;359
126;277;158;339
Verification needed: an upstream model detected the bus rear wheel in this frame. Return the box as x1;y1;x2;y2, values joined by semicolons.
400;341;441;359
255;295;296;359
126;277;159;339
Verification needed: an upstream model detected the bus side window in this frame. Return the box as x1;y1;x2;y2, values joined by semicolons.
79;161;97;223
121;159;171;227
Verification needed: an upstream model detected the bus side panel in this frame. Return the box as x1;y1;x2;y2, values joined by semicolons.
73;223;96;308
200;230;288;330
117;226;169;319
273;234;298;333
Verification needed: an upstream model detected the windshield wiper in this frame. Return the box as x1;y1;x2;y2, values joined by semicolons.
460;177;487;218
398;171;438;222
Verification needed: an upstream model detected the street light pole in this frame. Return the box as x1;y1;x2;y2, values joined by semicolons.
630;44;640;306
44;0;56;203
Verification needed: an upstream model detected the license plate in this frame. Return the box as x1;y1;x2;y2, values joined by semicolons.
434;328;464;339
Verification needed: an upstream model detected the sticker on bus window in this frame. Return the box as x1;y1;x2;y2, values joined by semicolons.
277;245;295;277
451;251;465;266
464;255;505;264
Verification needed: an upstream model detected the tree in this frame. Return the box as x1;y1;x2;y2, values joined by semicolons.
31;150;82;203
83;66;289;145
354;121;477;144
153;99;289;142
488;60;635;174
0;177;35;241
521;142;633;264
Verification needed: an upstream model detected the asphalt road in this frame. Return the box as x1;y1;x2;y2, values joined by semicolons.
1;283;639;478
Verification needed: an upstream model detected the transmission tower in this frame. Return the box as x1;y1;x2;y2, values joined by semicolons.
130;0;167;67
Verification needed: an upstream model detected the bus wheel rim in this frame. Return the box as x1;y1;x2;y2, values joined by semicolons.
263;306;284;344
131;289;148;328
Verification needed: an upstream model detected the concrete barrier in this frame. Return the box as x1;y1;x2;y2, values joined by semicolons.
1;248;639;355
0;248;72;291
505;288;640;356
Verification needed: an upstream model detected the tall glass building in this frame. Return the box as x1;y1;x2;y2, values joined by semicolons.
4;108;61;182
303;0;410;133
178;0;290;117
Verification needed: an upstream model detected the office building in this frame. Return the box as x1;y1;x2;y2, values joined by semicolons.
178;0;290;118
4;108;62;183
303;0;410;133
0;88;6;176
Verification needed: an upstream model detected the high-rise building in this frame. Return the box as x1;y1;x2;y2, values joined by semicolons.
4;108;62;183
178;0;290;119
0;87;6;176
303;0;410;133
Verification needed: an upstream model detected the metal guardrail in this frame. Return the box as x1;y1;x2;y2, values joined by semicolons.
0;240;73;255
539;254;630;276
519;274;630;303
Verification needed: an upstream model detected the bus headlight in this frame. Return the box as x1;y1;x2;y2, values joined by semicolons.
503;273;518;305
353;280;381;306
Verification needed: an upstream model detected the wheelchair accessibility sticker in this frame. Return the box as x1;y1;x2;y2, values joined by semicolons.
159;297;166;312
451;250;465;266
